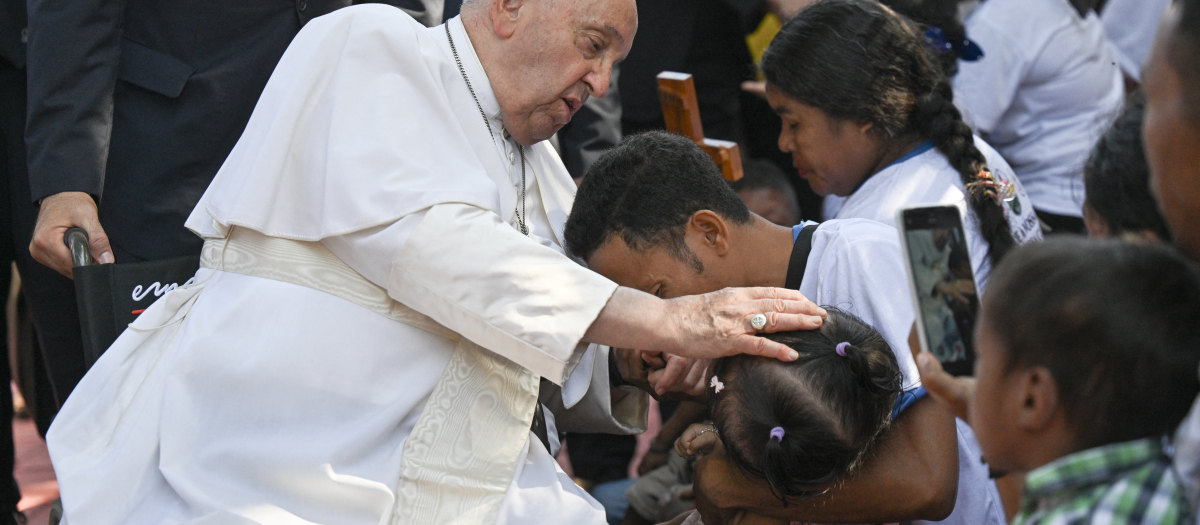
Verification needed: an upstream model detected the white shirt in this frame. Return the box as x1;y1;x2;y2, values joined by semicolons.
798;219;1007;525
823;137;1042;291
796;219;920;390
1102;0;1172;81
953;0;1124;217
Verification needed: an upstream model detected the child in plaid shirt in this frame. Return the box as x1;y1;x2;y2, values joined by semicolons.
967;238;1200;524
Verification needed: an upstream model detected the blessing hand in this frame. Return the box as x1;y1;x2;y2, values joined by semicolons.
662;287;826;362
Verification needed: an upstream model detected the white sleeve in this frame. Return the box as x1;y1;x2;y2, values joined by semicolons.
802;220;920;390
540;345;649;435
953;18;1030;134
322;203;620;385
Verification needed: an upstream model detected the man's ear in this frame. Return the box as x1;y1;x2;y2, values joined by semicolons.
1015;366;1061;431
857;120;875;137
490;0;525;39
688;210;731;257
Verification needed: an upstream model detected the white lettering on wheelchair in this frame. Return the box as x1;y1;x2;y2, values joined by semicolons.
131;277;197;302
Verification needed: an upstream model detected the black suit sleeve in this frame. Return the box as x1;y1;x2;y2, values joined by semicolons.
24;0;126;202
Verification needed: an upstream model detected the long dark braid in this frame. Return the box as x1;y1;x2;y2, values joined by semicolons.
761;0;1015;265
912;77;1017;263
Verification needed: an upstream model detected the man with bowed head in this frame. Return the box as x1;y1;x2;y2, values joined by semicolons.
43;0;827;524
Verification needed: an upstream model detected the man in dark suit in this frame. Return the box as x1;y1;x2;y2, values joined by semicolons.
23;0;357;408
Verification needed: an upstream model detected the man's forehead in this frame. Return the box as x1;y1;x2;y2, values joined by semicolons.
587;235;661;285
576;0;637;42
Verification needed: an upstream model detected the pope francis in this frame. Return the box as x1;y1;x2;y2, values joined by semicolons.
44;0;827;523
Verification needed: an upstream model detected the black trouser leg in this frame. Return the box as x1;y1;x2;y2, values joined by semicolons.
0;60;28;519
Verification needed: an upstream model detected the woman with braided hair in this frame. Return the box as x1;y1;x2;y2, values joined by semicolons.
761;0;1041;289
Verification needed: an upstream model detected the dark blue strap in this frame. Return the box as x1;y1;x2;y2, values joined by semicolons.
892;386;928;419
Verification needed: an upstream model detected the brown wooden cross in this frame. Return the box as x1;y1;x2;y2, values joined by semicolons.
656;71;744;181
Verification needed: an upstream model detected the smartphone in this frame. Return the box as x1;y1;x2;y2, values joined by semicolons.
896;205;980;376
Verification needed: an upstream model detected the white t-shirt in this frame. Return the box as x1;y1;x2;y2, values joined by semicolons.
795;219;1007;525
823;137;1042;291
1102;0;1172;81
795;219;920;390
953;0;1124;217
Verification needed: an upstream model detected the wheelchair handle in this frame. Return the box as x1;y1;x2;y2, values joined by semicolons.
63;227;92;268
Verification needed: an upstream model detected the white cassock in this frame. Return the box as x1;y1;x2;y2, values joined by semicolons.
46;6;647;525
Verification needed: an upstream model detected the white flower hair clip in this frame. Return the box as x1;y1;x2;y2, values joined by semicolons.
710;375;725;394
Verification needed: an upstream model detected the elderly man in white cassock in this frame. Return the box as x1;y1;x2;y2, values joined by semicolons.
43;0;827;523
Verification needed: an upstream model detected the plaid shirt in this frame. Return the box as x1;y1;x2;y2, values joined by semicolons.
1014;437;1190;525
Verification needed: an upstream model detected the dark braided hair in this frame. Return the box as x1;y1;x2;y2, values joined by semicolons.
709;309;902;501
761;0;1016;265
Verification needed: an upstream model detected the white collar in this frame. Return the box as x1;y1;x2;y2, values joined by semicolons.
447;16;504;128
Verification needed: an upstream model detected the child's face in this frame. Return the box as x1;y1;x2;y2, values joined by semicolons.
968;314;1027;472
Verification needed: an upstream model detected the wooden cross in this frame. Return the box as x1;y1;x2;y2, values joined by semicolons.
656;71;744;181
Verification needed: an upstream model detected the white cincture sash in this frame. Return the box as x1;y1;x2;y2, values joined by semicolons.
201;227;540;525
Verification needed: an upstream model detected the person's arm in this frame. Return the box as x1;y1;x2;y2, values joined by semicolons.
639;401;708;475
325;203;826;386
693;396;959;523
25;0;124;276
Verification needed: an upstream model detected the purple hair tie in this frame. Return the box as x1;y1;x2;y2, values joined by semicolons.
770;427;785;441
836;342;851;357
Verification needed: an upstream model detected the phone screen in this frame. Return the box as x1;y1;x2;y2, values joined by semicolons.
900;206;979;376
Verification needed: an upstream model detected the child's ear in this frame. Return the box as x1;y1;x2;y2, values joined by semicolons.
1015;366;1060;431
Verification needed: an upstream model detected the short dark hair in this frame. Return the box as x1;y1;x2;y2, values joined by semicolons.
730;159;802;224
710;309;902;501
564;131;752;268
1169;0;1200;124
1083;91;1172;240
985;238;1200;449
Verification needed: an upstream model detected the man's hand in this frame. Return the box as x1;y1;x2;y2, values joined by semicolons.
909;323;974;422
613;348;655;393
31;191;113;278
584;287;825;369
662;287;826;362
648;355;710;397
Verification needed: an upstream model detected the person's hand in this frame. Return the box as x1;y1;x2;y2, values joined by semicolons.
662;287;826;363
31;191;114;278
741;81;766;99
675;422;721;458
648;355;710;397
933;280;970;305
614;347;656;393
909;323;974;422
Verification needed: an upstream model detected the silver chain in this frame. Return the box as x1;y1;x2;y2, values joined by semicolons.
445;24;528;236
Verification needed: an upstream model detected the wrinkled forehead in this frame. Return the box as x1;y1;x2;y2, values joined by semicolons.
567;0;638;48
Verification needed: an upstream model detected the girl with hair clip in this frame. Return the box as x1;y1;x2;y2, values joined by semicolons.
760;0;1041;289
671;309;907;525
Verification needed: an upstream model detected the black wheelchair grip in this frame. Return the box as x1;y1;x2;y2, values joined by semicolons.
63;227;92;268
